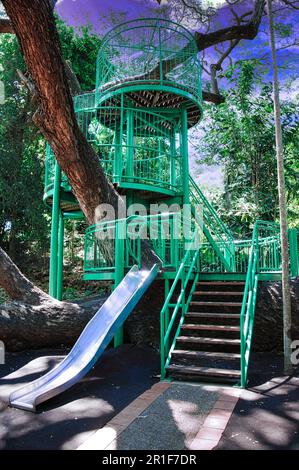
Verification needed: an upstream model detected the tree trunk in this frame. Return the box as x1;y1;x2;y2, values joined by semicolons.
0;246;106;350
0;295;106;351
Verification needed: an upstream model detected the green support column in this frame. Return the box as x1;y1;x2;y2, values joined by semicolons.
49;161;61;298
170;129;176;189
114;126;123;183
164;279;170;354
114;218;125;347
289;228;299;277
180;107;189;207
126;108;134;179
57;211;64;301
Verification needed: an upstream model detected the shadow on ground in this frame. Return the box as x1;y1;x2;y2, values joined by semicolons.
0;344;159;450
216;352;299;450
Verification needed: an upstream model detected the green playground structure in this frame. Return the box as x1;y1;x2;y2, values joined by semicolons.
44;19;299;388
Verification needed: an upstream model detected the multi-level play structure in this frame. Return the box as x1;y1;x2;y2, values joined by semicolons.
9;19;299;411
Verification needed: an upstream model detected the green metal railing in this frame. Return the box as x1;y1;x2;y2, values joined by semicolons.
44;145;71;199
289;228;299;277
189;176;235;271
199;235;282;274
84;212;195;276
160;230;200;379
240;221;282;387
45;104;185;199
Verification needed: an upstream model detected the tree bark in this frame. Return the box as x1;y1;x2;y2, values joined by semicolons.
0;294;106;351
0;247;49;304
195;0;265;51
0;246;106;350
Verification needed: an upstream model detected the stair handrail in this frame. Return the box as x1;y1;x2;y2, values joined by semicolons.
160;229;200;379
189;175;234;242
240;220;281;387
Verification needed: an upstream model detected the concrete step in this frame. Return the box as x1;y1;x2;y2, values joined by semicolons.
197;281;245;286
172;349;241;360
166;364;241;379
193;291;244;296
176;336;241;346
181;324;240;332
186;312;240;319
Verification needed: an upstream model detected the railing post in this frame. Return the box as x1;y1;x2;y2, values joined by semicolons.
126;107;134;179
289;228;299;277
180;107;189;207
240;310;246;388
255;227;259;273
170;129;176;189
164;279;170;357
114;219;125;347
172;213;179;269
113;126;122;183
160;307;166;379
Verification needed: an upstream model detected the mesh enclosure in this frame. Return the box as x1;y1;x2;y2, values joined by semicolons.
96;18;201;104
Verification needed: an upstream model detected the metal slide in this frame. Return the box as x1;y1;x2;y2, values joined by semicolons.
9;264;158;412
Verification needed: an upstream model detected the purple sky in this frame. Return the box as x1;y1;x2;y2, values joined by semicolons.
55;1;298;94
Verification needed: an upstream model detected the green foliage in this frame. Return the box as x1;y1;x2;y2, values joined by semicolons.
0;34;49;257
196;61;299;236
55;16;101;91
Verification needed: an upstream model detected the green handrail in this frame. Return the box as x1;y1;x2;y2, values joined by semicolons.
160;230;200;379
240;220;281;387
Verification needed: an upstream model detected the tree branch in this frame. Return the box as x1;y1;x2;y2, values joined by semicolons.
202;90;225;104
0;247;50;304
195;0;265;51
